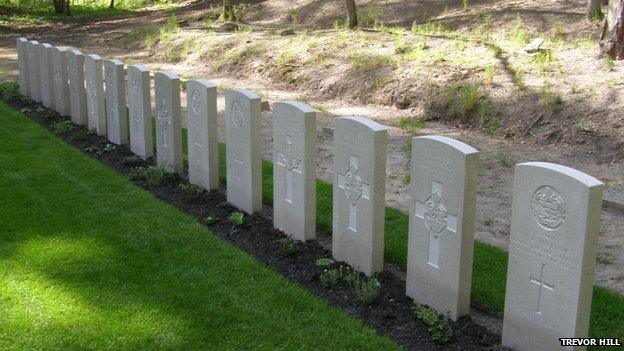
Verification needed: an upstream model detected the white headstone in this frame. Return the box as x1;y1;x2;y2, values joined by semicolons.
502;162;604;351
273;101;316;241
332;116;387;276
187;79;219;191
85;54;106;136
68;50;88;125
52;47;70;116
406;136;478;321
225;89;262;214
17;38;30;97
40;43;54;109
127;65;153;159
154;71;183;174
28;40;40;102
104;59;128;145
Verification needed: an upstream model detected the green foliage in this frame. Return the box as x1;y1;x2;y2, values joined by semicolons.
397;117;425;135
605;56;615;71
445;84;483;121
129;165;168;187
122;155;143;166
361;4;380;28
228;211;245;226
315;258;335;268
276;237;297;254
510;16;529;47
462;0;469;11
497;152;514;167
287;6;298;25
204;213;220;225
50;120;73;134
348;52;396;69
353;276;381;304
319;268;343;285
532;50;555;74
179;183;205;201
484;66;494;84
411;21;448;35
413;304;453;343
0;82;20;102
540;83;564;114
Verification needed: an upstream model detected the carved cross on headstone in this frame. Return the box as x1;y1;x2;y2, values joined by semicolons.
233;148;244;181
132;111;140;136
415;181;458;268
276;135;302;203
337;156;370;232
529;263;554;315
88;77;97;118
157;96;170;148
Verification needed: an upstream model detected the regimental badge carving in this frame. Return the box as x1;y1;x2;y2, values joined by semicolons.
422;190;449;237
278;137;301;171
231;100;243;128
531;185;566;230
130;77;139;94
343;158;364;204
191;89;201;114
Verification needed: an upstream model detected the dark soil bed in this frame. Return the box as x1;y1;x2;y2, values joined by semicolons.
8;97;506;351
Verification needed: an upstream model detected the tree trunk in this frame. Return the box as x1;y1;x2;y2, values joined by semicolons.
52;0;65;13
604;0;624;58
346;0;357;29
588;0;603;19
109;0;115;9
65;0;71;16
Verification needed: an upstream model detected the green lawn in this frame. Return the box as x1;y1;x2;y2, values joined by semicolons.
0;102;401;350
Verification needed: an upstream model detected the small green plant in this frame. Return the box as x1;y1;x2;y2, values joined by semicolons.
552;21;565;42
397;117;426;134
497;152;514;167
540;83;564;114
462;0;469;11
204;214;220;225
510;15;529;47
229;212;245;226
447;84;482;120
0;82;19;102
348;52;396;69
413;304;453;343
319;268;343;285
141;166;168;187
123;155;143;166
597;253;613;265
315;258;335;268
83;145;99;153
484;217;493;226
101;143;117;154
605;55;615;71
50;120;74;134
484;66;494;84
276;237;297;254
353;275;381;304
179;183;206;200
361;4;379;28
533;50;555;74
287;6;298;25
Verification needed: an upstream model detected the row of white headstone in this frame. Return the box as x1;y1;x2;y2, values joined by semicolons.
16;37;605;351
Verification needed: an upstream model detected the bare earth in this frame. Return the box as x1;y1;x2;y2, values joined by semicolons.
1;0;623;294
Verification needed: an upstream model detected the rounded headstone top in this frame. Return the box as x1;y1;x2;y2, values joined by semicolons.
335;116;387;132
226;88;260;101
155;71;179;80
413;135;478;156
517;162;604;188
187;79;217;89
273;101;316;114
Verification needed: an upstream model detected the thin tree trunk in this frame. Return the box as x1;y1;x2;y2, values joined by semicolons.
109;0;115;9
65;0;71;16
52;0;65;13
588;0;603;19
222;0;233;21
346;0;357;29
604;0;624;58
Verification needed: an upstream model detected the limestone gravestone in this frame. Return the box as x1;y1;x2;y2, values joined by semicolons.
502;162;604;351
272;101;316;241
85;54;106;136
40;43;54;109
332;116;387;276
187;79;219;191
28;40;40;102
225;89;262;214
17;38;30;97
104;59;128;145
127;65;153;159
52;47;70;116
68;50;87;125
406;136;478;321
154;71;183;174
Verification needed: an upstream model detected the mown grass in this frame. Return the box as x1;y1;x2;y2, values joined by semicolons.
0;101;401;350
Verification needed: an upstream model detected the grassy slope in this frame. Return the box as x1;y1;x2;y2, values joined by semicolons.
0;102;400;350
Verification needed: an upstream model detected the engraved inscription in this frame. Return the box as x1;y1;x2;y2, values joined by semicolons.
276;135;303;203
130;77;139;94
157;95;170;148
231;100;243;128
532;185;566;230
